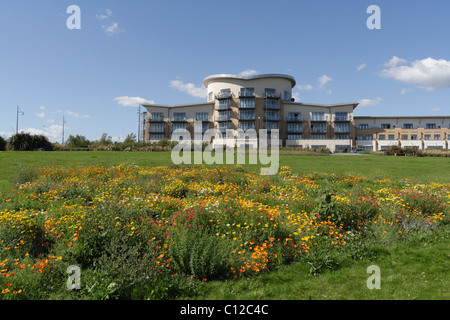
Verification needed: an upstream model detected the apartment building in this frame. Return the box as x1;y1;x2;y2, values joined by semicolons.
142;73;449;152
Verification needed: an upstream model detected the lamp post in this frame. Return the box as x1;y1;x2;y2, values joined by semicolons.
16;106;24;134
62;116;67;145
137;104;141;143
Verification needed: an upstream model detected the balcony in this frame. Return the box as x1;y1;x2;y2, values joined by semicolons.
239;115;255;121
334;116;349;122
264;116;280;122
215;92;233;100
264;93;281;99
149;128;164;133
171;117;186;122
149;117;164;122
217;116;231;122
286;116;302;122
239;90;256;98
264;104;281;110
311;128;327;134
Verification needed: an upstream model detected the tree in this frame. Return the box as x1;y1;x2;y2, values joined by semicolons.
99;133;113;145
9;132;54;151
0;136;6;151
66;135;91;148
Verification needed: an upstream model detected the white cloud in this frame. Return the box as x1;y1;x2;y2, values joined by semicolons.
381;57;450;91
96;9;113;20
23;125;64;142
400;88;411;95
384;56;408;68
35;112;45;118
358;97;383;107
56;110;91;118
297;84;313;91
357;63;366;71
238;69;259;77
318;75;332;88
169;80;207;98
430;107;442;112
102;22;124;36
39;106;46;111
114;96;155;107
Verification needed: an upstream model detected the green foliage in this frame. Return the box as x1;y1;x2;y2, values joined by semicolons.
9;132;54;151
0;136;6;151
66;135;91;148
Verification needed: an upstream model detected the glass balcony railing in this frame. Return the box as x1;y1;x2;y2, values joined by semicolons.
286;116;302;122
264;116;280;121
215;92;233;100
171;117;186;122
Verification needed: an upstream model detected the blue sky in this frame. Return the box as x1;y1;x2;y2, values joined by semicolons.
1;0;449;142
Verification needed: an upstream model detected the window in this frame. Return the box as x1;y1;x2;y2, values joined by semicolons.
388;134;395;140
264;111;279;121
218;110;230;121
150;123;164;133
311;122;326;133
218;122;231;132
240;122;255;131
264;88;277;97
240;87;254;97
240;110;255;120
379;134;385;140
194;122;209;133
264;122;279;130
335;134;350;140
172;123;186;132
411;135;417;140
240;99;255;109
356;134;363;141
336;145;351;151
424;134;431;140
312;112;325;121
287;112;302;121
359;124;369;129
334;123;350;133
381;123;391;129
150;134;164;140
196;112;209;122
173;112;186;122
311;134;325;140
402;134;408;140
287;123;303;133
218;99;231;110
264;99;280;109
151;112;164;122
335;112;348;121
426;123;436;129
284;91;291;101
434;134;441;140
366;135;373;140
208;92;213;101
403;123;413;129
287;134;302;140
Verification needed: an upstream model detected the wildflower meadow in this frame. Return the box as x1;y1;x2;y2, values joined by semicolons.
0;163;448;299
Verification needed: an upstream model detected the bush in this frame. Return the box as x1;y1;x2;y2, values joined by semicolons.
0;136;6;151
9;133;54;151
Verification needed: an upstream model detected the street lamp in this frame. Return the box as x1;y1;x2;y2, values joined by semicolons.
62;116;67;145
137;104;141;143
16;106;24;134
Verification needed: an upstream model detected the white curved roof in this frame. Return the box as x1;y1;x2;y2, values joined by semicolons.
203;73;296;88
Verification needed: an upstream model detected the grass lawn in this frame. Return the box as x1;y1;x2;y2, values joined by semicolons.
1;151;449;188
0;151;448;301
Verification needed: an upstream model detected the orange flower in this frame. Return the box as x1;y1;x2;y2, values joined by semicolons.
1;289;10;294
6;283;12;287
68;242;73;247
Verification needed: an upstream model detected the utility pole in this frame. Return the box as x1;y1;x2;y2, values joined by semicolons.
16;106;24;134
62;116;67;145
137;104;141;143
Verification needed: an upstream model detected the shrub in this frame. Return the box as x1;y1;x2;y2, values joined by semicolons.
0;136;6;151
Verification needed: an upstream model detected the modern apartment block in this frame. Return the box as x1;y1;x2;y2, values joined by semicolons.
142;73;449;152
